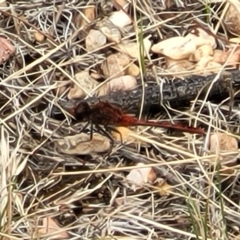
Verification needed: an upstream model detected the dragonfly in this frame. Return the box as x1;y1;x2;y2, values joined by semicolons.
65;100;205;144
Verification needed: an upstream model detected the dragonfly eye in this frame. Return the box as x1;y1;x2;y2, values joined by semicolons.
75;102;91;121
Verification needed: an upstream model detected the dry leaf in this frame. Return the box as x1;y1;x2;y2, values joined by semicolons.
157;178;172;196
165;58;194;76
186;28;216;48
209;133;238;152
190;44;213;62
223;2;240;36
205;61;223;72
97;75;137;96
115;35;152;59
213;48;240;66
68;70;98;99
109;10;132;28
38;217;69;239
34;31;45;43
208;132;238;164
101;53;131;78
126;163;157;191
90;71;103;80
151;36;196;60
54;133;111;155
54;83;68;97
194;56;222;74
213;49;229;64
111;126;135;142
97;18;122;43
219;167;235;176
0;37;15;63
111;127;149;147
127;63;140;77
72;11;82;29
226;49;240;66
80;6;96;28
217;166;236;184
85;29;107;52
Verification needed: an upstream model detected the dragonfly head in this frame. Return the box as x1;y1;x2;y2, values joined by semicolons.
75;102;91;121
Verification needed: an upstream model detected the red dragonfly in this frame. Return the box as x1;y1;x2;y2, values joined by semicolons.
67;101;205;139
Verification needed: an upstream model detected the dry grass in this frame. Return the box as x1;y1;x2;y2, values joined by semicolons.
1;0;240;239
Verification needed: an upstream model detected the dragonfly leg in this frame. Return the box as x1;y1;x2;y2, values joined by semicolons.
80;121;91;134
89;122;93;141
106;126;123;145
73;121;93;143
95;124;115;155
95;124;115;146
